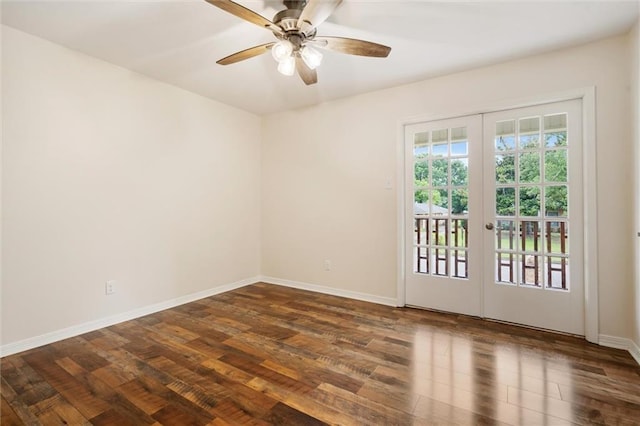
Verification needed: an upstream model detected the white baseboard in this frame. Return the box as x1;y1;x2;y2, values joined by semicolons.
0;276;259;357
260;276;398;307
599;334;640;366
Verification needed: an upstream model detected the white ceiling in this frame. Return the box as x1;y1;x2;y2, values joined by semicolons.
2;0;638;115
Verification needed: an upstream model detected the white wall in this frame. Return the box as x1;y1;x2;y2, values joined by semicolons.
262;34;635;339
1;26;262;347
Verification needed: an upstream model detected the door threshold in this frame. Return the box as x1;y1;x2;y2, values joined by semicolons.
404;304;584;339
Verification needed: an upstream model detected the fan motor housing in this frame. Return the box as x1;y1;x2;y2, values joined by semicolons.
273;8;316;40
273;9;301;32
273;9;316;42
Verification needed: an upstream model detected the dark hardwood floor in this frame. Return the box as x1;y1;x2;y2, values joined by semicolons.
2;283;639;425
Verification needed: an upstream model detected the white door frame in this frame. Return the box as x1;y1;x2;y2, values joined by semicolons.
396;87;598;343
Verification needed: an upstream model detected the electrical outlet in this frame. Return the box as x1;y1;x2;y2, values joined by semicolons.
324;260;331;271
105;280;116;295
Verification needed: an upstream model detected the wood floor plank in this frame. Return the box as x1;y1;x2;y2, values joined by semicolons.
267;401;329;426
30;393;90;425
21;349;111;419
246;377;358;426
89;408;143;426
1;356;58;408
1;377;43;425
1;395;22;425
314;382;417;424
218;352;314;395
2;283;639;425
151;402;203;425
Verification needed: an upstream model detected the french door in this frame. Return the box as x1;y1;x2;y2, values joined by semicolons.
482;100;584;335
404;115;484;316
405;99;584;335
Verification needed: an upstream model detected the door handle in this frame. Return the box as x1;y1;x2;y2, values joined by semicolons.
485;223;494;230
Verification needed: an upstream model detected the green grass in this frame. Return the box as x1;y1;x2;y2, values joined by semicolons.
497;233;566;254
415;225;568;256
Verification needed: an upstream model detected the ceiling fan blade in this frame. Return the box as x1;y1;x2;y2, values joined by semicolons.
314;36;391;58
217;42;275;65
204;0;283;35
295;56;318;85
297;0;343;32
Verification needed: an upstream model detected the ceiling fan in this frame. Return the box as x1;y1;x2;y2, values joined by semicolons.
204;0;391;85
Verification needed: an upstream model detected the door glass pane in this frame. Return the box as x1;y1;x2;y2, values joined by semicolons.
435;189;449;211
414;190;429;205
432;129;449;143
496;135;516;151
432;143;448;156
519;152;540;183
433;219;448;246
452;219;468;248
496;187;515;216
414;132;429;159
496;220;517;250
496;253;517;285
451;141;468;156
451;188;468;215
520;221;542;253
545;221;569;254
544;114;567;147
414;218;429;245
519;117;541;149
545;150;567;183
415;246;429;274
546;256;569;290
519;186;540;217
432;159;449;186
434;248;448;276
451;158;469;186
495;154;515;183
521;254;543;287
545;186;568;217
496;120;516;151
414;162;429;187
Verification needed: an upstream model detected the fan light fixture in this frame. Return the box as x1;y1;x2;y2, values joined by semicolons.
300;45;322;70
271;40;293;62
277;56;296;76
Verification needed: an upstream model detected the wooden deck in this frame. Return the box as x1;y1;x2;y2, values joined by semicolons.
2;283;639;425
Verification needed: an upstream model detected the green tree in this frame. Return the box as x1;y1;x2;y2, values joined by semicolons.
519;186;540;217
451;189;468;214
494;131;568;217
414;189;441;205
432;159;448;186
414;161;429;187
496;187;515;216
451;159;468;186
495;154;515;184
545;186;567;216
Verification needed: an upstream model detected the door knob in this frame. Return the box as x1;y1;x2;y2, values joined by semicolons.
485;223;495;230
